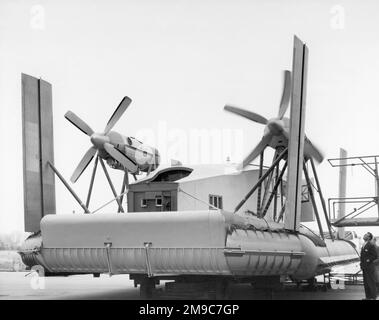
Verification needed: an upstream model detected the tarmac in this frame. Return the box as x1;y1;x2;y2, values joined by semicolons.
0;272;369;300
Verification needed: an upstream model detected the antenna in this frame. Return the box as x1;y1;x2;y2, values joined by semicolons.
337;148;347;239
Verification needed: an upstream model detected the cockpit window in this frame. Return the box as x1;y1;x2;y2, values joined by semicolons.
151;168;193;182
129;136;143;144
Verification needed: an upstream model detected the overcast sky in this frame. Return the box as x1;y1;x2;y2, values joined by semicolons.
1;0;379;236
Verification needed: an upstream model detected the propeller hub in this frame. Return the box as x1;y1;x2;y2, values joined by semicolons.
267;118;284;136
90;133;110;149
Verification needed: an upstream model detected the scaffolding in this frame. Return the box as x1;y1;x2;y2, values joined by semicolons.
328;155;379;227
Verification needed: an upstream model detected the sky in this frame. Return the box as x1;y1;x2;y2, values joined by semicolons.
1;0;379;237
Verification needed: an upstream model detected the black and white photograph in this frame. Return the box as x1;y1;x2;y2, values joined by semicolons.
1;0;379;306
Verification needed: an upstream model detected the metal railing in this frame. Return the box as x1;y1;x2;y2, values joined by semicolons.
327;154;379;226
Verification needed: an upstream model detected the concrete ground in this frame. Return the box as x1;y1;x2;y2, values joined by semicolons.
0;272;368;300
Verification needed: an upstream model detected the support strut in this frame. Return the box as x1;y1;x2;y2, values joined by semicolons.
118;171;129;213
257;151;264;216
261;161;288;217
303;161;324;239
86;156;99;208
47;161;90;213
260;151;279;217
99;158;124;213
234;148;288;213
273;161;280;221
309;158;334;240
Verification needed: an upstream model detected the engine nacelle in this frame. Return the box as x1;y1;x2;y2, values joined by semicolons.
102;132;160;173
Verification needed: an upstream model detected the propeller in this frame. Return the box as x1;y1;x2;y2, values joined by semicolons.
304;136;324;163
65;96;136;183
224;70;324;168
64;111;94;136
104;97;131;134
240;134;272;169
70;146;97;183
278;69;291;119
224;105;268;125
104;143;138;173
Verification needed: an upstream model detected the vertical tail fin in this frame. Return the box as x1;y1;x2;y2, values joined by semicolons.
22;73;56;232
284;36;308;231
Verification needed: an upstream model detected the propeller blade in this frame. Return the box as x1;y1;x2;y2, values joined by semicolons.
104;142;138;173
282;131;324;163
278;70;291;119
70;146;97;183
104;96;132;134
64;111;94;136
241;134;272;168
304;137;324;163
224;105;268;125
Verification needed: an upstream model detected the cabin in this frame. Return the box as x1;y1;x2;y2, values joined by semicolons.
127;164;314;222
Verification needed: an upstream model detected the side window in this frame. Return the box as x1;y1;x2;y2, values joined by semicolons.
141;199;147;208
209;194;223;210
219;197;223;210
155;196;163;207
